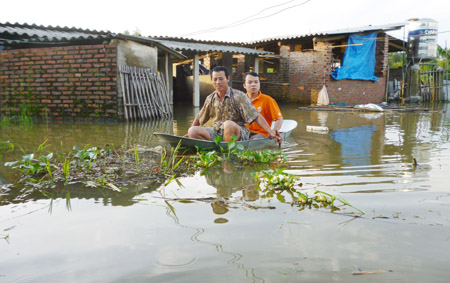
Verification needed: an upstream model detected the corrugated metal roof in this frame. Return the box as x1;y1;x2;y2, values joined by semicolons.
153;38;271;55
116;34;186;59
0;22;266;57
0;22;186;59
0;22;112;44
247;22;406;44
152;36;244;46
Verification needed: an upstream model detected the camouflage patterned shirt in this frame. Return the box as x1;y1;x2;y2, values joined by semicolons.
197;87;259;131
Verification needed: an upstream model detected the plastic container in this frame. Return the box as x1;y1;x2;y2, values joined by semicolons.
306;125;329;133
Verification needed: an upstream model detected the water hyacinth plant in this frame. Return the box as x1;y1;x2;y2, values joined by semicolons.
252;168;364;215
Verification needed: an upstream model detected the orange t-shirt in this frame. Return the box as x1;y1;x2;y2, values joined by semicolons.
246;91;283;137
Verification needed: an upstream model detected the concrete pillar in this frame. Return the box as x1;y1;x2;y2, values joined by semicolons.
254;56;260;74
193;53;200;107
165;54;173;105
406;64;420;101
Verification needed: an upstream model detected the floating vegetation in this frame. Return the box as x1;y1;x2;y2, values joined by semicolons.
3;141;190;195
2;138;363;215
192;136;285;169
252;168;364;215
0;140;15;158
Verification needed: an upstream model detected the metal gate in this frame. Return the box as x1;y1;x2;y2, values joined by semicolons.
119;65;172;121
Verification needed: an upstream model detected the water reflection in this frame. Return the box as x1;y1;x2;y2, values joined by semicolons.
203;161;272;221
160;203;264;282
330;125;376;167
0;178;163;208
1;103;450;282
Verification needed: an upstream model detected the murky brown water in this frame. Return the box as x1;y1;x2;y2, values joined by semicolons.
1;103;450;282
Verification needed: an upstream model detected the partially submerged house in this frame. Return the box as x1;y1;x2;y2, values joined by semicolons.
231;23;408;106
1;20;442;122
0;22;272;120
0;22;185;121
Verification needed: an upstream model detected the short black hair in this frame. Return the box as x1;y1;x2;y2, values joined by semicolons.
244;71;260;81
211;66;229;78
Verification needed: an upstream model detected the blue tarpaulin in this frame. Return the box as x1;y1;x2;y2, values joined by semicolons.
331;32;378;82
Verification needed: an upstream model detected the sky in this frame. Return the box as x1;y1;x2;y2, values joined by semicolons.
2;0;450;47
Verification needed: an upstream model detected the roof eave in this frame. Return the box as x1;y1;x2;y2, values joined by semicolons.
116;33;186;60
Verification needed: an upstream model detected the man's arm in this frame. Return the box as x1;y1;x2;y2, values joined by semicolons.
191;117;200;127
255;114;282;145
273;118;283;132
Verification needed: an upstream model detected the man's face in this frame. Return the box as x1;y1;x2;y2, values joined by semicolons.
212;71;229;93
243;74;260;95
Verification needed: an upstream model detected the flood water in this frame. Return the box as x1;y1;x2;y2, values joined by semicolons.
1;103;450;282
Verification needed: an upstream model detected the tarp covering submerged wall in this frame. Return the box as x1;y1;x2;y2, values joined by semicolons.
331;32;379;82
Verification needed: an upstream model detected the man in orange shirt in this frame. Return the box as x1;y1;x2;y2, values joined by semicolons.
243;71;283;140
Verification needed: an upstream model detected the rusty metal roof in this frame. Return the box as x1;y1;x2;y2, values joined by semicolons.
247;22;406;44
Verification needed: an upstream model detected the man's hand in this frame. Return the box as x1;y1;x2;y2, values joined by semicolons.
267;129;282;146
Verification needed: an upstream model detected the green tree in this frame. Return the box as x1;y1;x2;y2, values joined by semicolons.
388;52;406;69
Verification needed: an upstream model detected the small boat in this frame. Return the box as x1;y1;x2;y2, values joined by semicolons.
154;119;298;151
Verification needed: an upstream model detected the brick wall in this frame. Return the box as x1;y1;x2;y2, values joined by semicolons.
287;34;389;106
288;43;329;103
232;46;291;100
325;34;389;105
260;49;290;101
0;44;118;120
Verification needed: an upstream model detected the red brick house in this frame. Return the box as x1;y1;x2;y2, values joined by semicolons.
0;22;184;121
232;23;406;106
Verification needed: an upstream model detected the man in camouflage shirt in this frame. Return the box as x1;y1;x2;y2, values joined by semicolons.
187;66;280;143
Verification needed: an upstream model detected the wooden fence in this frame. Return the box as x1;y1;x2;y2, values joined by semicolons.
119;65;172;121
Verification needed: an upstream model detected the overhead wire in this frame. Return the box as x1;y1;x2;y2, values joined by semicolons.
181;0;312;37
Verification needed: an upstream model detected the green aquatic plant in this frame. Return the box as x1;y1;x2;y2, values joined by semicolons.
0;116;14;127
63;157;70;184
41;152;54;183
5;151;57;184
193;149;222;168
36;140;50;153
73;145;102;170
134;146;141;166
0;140;14;154
234;148;285;164
252;168;298;191
252;168;298;202
252;168;364;214
213;135;245;160
195;137;283;168
18;104;33;126
160;140;185;175
313;190;365;215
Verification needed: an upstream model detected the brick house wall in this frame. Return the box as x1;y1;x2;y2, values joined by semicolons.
325;34;389;105
288;42;330;103
240;33;390;106
0;44;118;120
259;45;290;101
232;47;290;99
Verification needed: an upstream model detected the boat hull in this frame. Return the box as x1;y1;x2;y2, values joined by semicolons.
154;120;297;151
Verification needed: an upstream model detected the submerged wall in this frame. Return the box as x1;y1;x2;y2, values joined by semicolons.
0;44;118;120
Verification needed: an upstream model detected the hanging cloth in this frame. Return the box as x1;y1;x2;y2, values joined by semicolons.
331;32;379;82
